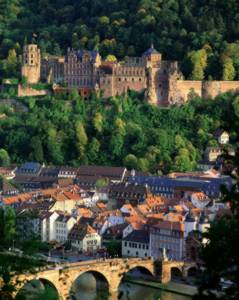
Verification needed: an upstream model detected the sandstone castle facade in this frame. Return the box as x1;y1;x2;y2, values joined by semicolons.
22;44;239;106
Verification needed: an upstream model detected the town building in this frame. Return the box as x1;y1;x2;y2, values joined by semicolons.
109;182;149;208
204;147;223;162
150;221;185;260
21;44;239;106
122;230;150;258
76;165;127;188
128;174;232;199
68;223;101;253
55;214;77;243
213;129;229;145
40;211;59;242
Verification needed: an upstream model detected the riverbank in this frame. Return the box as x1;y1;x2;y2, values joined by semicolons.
126;279;198;297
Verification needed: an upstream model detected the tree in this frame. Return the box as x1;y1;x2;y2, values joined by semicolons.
105;54;117;62
4;48;19;77
87;137;100;163
0;207;16;247
123;154;138;170
222;56;235;80
195;150;239;300
47;128;63;165
174;148;193;172
189;49;208;80
75;121;88;161
30;137;44;162
93;112;103;133
233;96;239;118
0;148;10;167
106;239;121;257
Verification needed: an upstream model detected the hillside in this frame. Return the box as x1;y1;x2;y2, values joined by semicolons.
1;0;239;80
0;91;238;173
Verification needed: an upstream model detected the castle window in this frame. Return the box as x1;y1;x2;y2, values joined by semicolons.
139;78;142;82
25;60;28;64
118;78;121;81
132;78;134;82
125;78;127;82
31;60;33;64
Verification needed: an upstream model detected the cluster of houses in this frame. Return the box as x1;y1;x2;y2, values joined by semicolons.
0;157;233;263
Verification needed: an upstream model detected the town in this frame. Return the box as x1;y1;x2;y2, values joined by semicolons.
0;124;235;299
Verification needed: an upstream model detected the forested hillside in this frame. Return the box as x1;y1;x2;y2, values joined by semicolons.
0;91;239;173
1;0;239;80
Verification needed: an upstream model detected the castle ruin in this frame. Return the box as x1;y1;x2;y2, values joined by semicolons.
22;44;239;105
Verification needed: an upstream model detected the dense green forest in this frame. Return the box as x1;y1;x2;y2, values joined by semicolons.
0;91;238;173
1;0;239;80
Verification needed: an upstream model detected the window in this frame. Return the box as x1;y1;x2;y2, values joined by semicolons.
136;251;139;256
124;241;127;246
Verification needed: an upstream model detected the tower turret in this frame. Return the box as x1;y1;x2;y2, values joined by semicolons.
21;44;41;84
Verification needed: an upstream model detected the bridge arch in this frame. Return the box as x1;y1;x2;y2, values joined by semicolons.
15;277;60;300
170;267;183;281
69;270;110;300
187;266;199;277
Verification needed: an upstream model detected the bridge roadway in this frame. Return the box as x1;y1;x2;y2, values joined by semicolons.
12;257;197;300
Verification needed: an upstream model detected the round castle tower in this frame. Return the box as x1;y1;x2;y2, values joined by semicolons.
21;44;41;84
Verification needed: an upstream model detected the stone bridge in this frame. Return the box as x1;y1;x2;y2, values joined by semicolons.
12;258;197;299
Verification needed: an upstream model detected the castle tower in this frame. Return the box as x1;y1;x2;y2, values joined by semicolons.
21;44;41;84
143;44;162;105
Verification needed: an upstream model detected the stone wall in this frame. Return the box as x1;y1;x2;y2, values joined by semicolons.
176;80;202;102
173;80;239;104
202;81;239;98
17;85;49;97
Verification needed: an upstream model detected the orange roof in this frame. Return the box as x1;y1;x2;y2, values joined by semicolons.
164;212;184;222
137;204;151;215
97;202;106;209
130;222;145;230
146;195;166;208
125;214;146;224
153;220;185;232
77;207;93;218
86;224;96;234
63;191;81;201
3;193;32;205
147;213;164;220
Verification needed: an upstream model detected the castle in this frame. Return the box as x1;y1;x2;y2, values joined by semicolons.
22;44;239;106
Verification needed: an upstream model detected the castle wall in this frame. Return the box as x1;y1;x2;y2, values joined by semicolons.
99;75;114;98
202;81;239;98
18;85;48;97
175;80;203;103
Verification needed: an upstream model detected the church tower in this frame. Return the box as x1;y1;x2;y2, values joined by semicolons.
21;44;41;84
